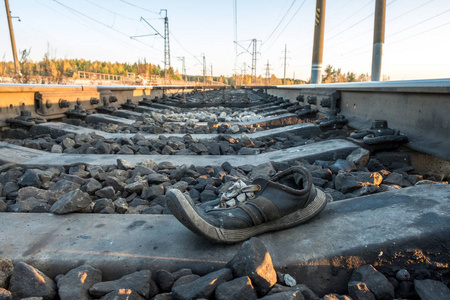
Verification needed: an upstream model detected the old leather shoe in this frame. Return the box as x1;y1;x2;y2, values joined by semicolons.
167;166;328;243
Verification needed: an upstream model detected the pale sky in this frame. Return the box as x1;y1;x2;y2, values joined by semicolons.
1;0;450;81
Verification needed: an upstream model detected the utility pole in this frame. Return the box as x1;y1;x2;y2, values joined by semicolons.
371;0;386;81
202;55;206;84
310;0;326;84
210;64;213;80
251;38;257;82
283;44;287;85
4;0;21;76
265;60;270;85
177;56;186;81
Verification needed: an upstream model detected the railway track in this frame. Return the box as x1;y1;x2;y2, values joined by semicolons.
0;83;449;298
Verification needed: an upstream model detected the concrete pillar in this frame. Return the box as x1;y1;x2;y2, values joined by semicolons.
310;0;326;84
371;0;386;81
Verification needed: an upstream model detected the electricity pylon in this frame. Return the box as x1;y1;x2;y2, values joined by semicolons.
234;38;261;83
134;9;171;84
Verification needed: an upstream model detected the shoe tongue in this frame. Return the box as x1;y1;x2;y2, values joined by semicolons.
294;173;304;188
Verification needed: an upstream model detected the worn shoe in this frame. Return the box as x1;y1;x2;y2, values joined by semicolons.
167;166;328;243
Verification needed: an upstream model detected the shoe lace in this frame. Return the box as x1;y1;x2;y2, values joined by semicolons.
217;179;261;208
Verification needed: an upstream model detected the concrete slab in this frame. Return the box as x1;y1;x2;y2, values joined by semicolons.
0;184;448;296
30;122;321;141
0;139;358;168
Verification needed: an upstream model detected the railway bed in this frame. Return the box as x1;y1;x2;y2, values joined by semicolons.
0;83;449;299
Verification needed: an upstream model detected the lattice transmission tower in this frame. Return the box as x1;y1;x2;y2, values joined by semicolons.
161;9;171;82
134;9;171;83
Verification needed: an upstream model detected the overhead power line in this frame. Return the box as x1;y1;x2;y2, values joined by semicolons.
388;8;450;38
261;0;307;55
262;0;297;46
119;0;159;14
52;0;161;52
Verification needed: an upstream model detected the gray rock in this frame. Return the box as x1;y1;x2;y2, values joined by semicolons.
215;276;257;300
117;159;135;170
170;181;189;193
94;141;112;154
114;198;128;214
383;173;413;187
200;190;217;202
59;174;86;185
171;268;232;300
62;137;75;149
95;186;117;200
143;185;165;200
17;169;41;188
51;189;93;214
93;198;115;214
89;270;155;299
171;274;200;289
335;172;383;193
132;165;155;177
82;178;103;194
226;237;277;296
1;182;19;197
104;176;125;193
346;148;370;166
229;125;240;133
8;196;47;213
33;168;60;182
395;269;410;281
170;164;188;181
155;269;192;293
116;145;135;155
68;165;90;178
147;173;170;184
9;262;56;300
16;186;57;205
48;180;81;199
347;281;375;300
0;258;13;289
0;163;17;173
140;159;157;170
161;145;176;155
50;144;63;153
249;162;276;180
189;143;208;154
57;265;102;300
125;180;149;194
99;290;145;300
350;264;394;300
330;159;357;174
414;279;450;300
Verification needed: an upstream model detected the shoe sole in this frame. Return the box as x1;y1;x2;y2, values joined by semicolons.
167;188;328;244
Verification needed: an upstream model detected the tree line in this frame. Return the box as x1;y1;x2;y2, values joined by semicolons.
0;50;381;85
